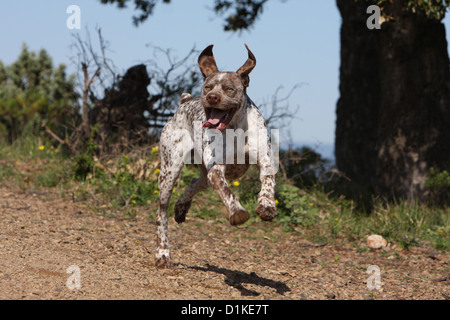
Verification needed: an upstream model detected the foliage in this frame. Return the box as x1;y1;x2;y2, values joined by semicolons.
425;167;450;204
0;44;79;143
280;147;330;188
97;0;269;30
425;167;450;193
70;146;161;216
73;152;96;181
98;0;450;31
372;0;450;20
99;0;171;26
213;0;269;32
274;183;319;228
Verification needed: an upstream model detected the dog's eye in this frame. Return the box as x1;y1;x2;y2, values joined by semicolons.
204;85;211;91
227;87;234;92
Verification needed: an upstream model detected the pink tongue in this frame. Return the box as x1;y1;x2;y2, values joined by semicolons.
208;118;221;125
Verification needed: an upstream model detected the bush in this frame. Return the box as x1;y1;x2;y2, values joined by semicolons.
425;167;450;205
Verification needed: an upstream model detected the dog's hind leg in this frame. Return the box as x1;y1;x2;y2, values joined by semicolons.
174;164;208;224
255;151;277;222
155;134;189;268
155;163;182;268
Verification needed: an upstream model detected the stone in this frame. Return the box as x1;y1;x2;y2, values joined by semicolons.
367;235;387;249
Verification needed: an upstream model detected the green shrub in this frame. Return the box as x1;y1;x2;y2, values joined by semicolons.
73;153;95;181
425;167;450;204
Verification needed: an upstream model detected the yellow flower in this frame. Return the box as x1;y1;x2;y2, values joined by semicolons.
308;203;314;207
152;147;158;154
233;181;240;186
39;145;45;151
154;190;159;194
155;169;161;174
131;200;136;205
275;200;279;206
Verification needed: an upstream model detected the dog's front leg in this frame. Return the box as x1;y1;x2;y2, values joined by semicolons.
207;164;250;226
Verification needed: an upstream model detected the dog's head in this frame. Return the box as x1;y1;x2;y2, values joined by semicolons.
198;44;256;130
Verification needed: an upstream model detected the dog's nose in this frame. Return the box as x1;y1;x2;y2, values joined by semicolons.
206;93;221;105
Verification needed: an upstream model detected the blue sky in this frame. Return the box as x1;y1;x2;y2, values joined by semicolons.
1;1;449;154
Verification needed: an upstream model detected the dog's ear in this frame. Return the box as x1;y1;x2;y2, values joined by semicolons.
236;44;256;87
198;45;219;79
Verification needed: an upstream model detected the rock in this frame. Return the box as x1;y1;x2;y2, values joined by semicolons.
367;235;387;249
325;293;336;299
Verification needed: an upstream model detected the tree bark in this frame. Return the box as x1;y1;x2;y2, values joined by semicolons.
336;0;450;205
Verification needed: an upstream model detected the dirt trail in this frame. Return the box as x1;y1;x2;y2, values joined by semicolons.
0;184;448;300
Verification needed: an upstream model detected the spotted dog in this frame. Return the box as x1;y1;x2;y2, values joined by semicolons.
155;44;277;268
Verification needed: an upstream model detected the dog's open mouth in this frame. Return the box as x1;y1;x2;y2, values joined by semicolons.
202;107;237;130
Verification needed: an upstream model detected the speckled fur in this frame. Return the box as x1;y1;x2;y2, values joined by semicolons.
155;45;277;268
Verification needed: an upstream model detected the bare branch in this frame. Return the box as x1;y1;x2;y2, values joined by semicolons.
81;62;101;138
42;123;67;146
144;45;201;129
257;84;303;146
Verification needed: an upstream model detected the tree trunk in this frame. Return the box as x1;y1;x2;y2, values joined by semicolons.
335;0;380;208
336;0;450;206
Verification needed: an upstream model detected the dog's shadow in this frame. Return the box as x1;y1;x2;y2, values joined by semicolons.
180;263;291;297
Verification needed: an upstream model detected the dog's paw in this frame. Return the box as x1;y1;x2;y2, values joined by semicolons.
174;199;192;224
229;208;250;226
256;200;277;222
155;256;172;269
155;249;172;269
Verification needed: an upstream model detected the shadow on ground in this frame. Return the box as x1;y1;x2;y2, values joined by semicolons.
180;263;291;297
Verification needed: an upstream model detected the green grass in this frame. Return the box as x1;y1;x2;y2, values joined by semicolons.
0;136;448;251
0;136;73;189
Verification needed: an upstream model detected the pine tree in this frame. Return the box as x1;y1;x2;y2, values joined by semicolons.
0;44;80;143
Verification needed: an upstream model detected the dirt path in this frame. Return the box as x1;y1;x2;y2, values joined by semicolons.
0;184;448;300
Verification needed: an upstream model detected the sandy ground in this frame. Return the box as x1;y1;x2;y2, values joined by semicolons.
0;184;448;300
